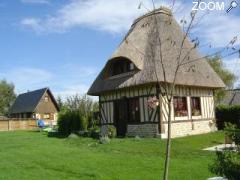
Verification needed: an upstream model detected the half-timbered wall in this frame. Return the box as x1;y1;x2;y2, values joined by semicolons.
99;85;159;125
160;86;216;138
99;85;217;138
160;86;215;122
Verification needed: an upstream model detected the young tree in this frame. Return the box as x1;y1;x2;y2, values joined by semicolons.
137;1;240;179
0;80;16;116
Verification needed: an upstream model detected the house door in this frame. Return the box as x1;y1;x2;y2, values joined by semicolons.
114;98;128;137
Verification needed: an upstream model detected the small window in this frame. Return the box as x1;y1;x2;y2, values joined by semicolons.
174;97;188;117
191;97;201;116
109;58;136;76
128;98;140;123
43;113;50;119
44;96;49;102
130;63;135;70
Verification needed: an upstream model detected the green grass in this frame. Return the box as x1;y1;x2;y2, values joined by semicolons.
0;131;224;180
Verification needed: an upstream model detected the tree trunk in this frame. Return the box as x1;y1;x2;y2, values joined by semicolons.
163;100;172;180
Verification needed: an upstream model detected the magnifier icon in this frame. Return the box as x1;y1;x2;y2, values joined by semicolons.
227;1;238;13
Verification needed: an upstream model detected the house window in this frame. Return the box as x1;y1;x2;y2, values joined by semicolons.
130;63;135;70
128;98;140;123
191;97;201;116
43;113;50;119
110;58;136;76
44;96;49;102
174;97;188;117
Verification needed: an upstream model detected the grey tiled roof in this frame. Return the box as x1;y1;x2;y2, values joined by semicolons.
221;89;240;105
9;88;48;114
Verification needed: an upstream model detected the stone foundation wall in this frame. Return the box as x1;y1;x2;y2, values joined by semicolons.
163;119;217;138
127;124;159;137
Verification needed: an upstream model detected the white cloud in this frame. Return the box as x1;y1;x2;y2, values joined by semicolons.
20;0;240;47
0;64;98;97
193;12;240;47
20;0;173;34
21;0;50;4
18;0;240;88
55;84;90;97
0;68;53;94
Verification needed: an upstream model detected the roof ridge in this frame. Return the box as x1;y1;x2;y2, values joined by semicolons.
19;87;49;96
132;6;172;27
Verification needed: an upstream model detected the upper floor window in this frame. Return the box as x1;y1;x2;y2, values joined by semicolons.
191;97;201;116
174;97;188;117
44;96;49;102
108;57;136;77
43;113;50;119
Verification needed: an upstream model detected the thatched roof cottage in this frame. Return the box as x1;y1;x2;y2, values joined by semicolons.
88;7;225;138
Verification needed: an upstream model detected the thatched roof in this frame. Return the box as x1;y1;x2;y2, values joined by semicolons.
88;7;225;96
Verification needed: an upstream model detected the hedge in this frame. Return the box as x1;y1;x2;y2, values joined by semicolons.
58;110;88;136
216;105;240;130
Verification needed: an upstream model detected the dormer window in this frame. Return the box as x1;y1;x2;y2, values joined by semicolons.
107;57;137;77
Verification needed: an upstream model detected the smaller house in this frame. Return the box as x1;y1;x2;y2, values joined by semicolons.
221;89;240;105
9;88;59;121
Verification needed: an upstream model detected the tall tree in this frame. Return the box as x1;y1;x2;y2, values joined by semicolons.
56;96;64;110
208;56;237;103
0;80;16;116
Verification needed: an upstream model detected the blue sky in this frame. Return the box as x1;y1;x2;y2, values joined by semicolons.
0;0;240;97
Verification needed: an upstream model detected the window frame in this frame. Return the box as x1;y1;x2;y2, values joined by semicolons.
110;59;136;77
173;96;188;117
191;97;202;116
43;113;50;119
44;96;49;102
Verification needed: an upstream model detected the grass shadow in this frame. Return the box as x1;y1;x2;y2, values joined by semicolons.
211;140;224;145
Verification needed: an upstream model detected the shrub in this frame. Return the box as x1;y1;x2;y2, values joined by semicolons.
89;127;100;139
210;151;240;179
216;105;240;130
107;126;117;138
58;110;88;136
210;123;240;179
57;94;99;137
225;123;240;147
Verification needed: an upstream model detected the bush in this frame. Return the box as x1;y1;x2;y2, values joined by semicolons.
107;126;117;138
89;127;100;139
216;105;240;130
210;123;240;179
225;123;240;147
58;110;88;136
210;151;240;179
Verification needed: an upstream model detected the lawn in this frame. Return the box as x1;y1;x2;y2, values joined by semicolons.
0;131;224;180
